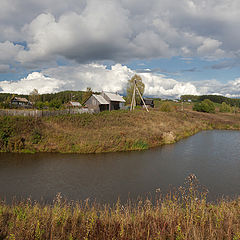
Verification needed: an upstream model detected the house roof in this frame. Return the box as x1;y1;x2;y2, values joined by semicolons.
92;94;109;104
12;97;29;103
103;92;125;102
69;101;81;107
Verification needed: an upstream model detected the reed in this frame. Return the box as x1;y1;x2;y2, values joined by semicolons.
0;175;240;240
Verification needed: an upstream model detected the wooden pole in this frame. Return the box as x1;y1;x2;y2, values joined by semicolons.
130;84;136;111
135;86;149;112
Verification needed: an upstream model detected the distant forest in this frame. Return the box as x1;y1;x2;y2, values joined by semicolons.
181;95;240;107
0;91;85;103
0;90;95;109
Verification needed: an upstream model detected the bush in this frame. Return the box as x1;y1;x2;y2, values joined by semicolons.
193;99;215;113
31;129;42;144
219;102;231;112
35;101;48;109
159;102;173;112
49;99;62;109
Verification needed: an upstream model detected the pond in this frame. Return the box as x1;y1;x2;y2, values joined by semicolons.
0;130;240;204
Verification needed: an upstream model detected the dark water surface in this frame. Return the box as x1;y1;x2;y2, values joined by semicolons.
0;130;240;204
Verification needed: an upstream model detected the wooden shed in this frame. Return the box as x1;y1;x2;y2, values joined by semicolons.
100;92;125;111
66;101;82;108
140;98;154;108
84;94;109;112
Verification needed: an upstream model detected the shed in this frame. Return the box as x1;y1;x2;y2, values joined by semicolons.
84;94;109;112
140;98;154;108
67;101;82;108
100;92;125;111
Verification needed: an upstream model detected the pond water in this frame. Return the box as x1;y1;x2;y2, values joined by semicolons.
0;130;240;204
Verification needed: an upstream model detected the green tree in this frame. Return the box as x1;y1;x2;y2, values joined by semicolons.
126;74;145;104
82;87;93;104
193;99;215;113
29;89;40;106
49;99;62;109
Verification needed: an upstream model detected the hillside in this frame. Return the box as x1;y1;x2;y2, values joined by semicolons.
0;108;240;153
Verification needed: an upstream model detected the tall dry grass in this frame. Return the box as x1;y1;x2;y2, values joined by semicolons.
0;175;240;240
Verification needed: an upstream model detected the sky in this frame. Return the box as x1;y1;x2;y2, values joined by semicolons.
0;0;240;98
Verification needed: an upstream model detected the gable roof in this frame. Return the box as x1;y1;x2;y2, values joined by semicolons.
12;97;29;103
92;94;109;104
103;92;125;102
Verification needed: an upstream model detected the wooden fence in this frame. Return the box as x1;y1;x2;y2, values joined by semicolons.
0;108;94;117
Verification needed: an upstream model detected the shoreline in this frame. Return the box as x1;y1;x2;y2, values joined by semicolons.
0;109;240;154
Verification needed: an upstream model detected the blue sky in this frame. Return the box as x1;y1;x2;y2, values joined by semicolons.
126;57;240;83
1;0;240;98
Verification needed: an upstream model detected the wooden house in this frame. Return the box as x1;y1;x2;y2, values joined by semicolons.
84;94;109;112
11;97;32;108
84;92;125;112
140;98;154;108
100;92;125;111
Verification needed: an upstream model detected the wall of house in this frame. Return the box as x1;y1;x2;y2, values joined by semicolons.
119;102;125;109
85;96;100;112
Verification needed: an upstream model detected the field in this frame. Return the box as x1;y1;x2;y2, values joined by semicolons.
0;103;240;153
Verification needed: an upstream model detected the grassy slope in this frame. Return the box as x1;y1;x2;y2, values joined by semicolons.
0;108;240;153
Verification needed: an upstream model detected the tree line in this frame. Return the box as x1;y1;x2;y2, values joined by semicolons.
0;89;95;109
181;94;240;107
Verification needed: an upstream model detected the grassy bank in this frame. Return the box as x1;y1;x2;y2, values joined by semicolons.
1;109;240;153
0;175;240;239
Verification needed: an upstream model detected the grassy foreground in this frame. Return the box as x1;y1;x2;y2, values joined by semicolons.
0;175;240;240
1;108;240;153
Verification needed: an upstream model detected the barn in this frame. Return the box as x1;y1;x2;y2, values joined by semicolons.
100;92;125;111
84;92;125;112
84;94;109;112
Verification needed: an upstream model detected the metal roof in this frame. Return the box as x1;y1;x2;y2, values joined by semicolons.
103;92;125;102
92;94;109;105
69;101;81;107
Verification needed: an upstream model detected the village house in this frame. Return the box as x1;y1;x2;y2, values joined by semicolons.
140;98;154;108
10;97;32;108
84;92;125;112
100;92;125;110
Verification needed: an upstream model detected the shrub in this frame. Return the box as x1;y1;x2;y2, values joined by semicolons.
159;102;173;112
193;99;215;113
31;129;42;144
35;101;48;109
219;102;231;112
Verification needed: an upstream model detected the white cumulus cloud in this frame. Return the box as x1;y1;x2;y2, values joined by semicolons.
1;63;240;98
0;72;64;94
0;63;200;98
